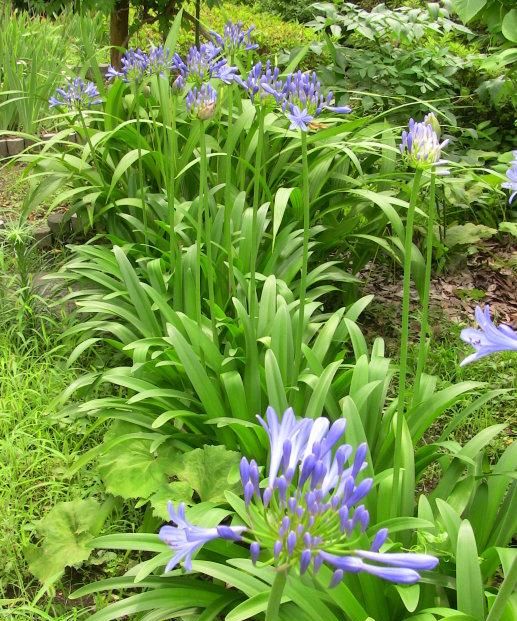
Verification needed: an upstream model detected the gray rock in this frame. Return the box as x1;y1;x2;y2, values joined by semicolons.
6;137;24;156
0;139;8;158
33;225;52;249
48;212;70;236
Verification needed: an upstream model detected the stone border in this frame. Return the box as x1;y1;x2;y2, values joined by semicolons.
0;132;78;159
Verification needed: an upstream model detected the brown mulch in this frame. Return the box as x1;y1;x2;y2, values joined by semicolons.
360;237;517;336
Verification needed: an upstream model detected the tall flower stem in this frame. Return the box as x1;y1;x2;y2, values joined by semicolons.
413;172;436;402
249;106;265;323
265;569;288;621
293;130;310;381
199;122;218;344
246;106;265;414
224;83;235;297
169;94;182;310
77;110;100;177
134;85;148;248
391;168;423;519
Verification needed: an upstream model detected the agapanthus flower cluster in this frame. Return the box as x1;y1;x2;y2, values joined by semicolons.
277;71;352;131
399;116;449;173
106;46;176;83
236;60;284;107
106;48;150;83
147;45;176;76
210;21;259;55
186;83;218;121
501;151;517;205
159;408;439;587
49;78;101;110
460;305;517;366
173;43;237;87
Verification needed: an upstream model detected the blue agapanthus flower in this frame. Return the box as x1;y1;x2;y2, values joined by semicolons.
501;151;517;205
147;45;175;76
251;70;351;131
460;305;517;366
106;48;150;83
186;83;218;121
400;116;449;173
173;43;237;86
235;60;284;107
159;502;245;572
210;20;259;54
160;407;439;587
49;78;101;110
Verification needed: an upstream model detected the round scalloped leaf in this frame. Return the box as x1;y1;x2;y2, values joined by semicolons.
98;422;180;500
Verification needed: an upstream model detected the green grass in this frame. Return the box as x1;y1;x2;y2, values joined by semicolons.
422;320;516;450
0;333;93;616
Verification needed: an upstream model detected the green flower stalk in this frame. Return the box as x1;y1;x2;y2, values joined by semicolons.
187;85;218;342
392;114;449;518
413;171;436;401
294;130;310;380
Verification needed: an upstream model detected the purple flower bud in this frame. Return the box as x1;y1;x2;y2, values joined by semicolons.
172;75;185;92
338;506;349;532
314;552;324;573
352;443;367;477
279;516;291;537
287;531;297;556
329;569;344;588
371;528;388;552
348;479;373;506
274;540;283;559
284;466;295;483
335;444;352;472
342;476;355;502
217;525;244;541
351;506;369;532
361;564;421;584
249;460;260;488
263;486;273;507
240;457;250;486
287;497;297;513
250;542;260;565
310;461;326;489
275;476;288;502
244;481;255;506
299;454;316;488
300;549;312;574
321;418;346;456
356;551;439;571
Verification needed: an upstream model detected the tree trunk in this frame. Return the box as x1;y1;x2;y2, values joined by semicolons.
195;0;201;47
110;0;130;70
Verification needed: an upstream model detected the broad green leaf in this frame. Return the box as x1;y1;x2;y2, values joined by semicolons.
501;9;517;42
452;0;487;23
26;498;112;584
177;445;241;503
149;482;193;520
456;521;485;620
98;422;180;499
396;584;420;612
86;588;219;621
226;591;289;621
